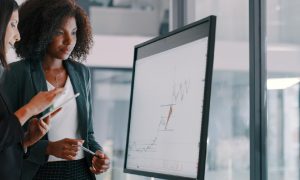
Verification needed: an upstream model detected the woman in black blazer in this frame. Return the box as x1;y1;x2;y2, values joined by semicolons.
1;0;110;179
0;0;63;179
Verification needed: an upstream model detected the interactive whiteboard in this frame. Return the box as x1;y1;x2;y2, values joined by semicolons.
124;16;216;180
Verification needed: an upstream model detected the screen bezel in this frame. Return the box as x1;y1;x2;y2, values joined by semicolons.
124;15;216;180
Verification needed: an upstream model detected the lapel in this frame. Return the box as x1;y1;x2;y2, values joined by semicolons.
28;60;49;140
30;60;48;115
63;60;87;138
30;60;48;92
29;59;88;139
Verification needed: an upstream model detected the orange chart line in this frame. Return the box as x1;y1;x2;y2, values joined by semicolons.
165;106;173;129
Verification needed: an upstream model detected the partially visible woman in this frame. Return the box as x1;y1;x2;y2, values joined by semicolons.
1;0;110;179
0;0;63;179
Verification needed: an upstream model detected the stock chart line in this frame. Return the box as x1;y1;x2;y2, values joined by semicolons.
165;105;173;130
129;137;158;153
129;79;191;154
172;80;190;103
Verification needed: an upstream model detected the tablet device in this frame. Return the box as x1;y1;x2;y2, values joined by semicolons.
40;92;80;120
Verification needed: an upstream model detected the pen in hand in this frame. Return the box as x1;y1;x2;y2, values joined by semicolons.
79;144;95;155
79;144;104;158
79;145;110;173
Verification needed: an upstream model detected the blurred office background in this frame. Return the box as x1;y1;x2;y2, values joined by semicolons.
9;0;300;180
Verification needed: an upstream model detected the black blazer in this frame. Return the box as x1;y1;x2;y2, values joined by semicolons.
1;59;102;180
0;88;24;180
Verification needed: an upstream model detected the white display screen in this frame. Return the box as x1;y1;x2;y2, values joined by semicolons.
126;37;209;178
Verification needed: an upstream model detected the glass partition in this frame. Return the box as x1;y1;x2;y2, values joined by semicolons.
90;68;166;180
266;0;300;179
194;1;250;180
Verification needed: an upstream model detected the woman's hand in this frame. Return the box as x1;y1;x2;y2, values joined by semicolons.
46;138;84;160
90;151;110;174
26;88;64;116
23;108;61;148
15;88;64;125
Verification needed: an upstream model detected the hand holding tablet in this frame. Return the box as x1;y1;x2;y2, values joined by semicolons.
40;93;80;120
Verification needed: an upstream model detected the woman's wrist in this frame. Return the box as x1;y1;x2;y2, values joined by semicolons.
15;104;33;125
22;132;32;148
46;141;53;155
24;102;38;116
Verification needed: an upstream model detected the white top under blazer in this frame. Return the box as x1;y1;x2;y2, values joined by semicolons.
46;77;84;162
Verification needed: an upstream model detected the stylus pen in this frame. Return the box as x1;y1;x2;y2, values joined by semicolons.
79;144;96;156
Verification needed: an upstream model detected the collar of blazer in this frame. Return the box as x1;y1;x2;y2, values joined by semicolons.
28;58;88;137
29;59;80;92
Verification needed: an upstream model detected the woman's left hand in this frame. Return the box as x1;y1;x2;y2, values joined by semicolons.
90;151;110;174
23;108;61;148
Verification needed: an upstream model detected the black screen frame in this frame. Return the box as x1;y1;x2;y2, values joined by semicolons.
124;15;216;180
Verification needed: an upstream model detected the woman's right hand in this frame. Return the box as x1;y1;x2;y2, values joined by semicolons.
15;88;64;125
46;138;84;160
26;88;64;116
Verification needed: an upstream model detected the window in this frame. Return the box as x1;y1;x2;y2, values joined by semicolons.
266;0;300;179
90;68;133;180
193;1;250;180
90;68;166;180
87;1;169;180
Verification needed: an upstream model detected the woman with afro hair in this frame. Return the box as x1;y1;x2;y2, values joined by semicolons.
1;0;110;179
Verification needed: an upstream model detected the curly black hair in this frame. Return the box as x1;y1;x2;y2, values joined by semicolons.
15;0;93;62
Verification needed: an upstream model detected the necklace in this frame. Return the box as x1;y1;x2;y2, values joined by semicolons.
44;69;66;88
